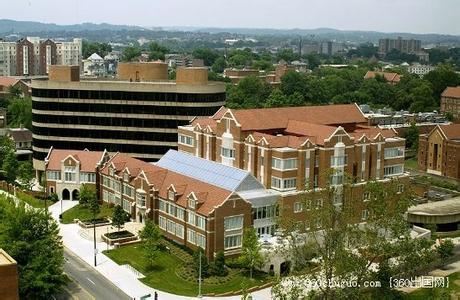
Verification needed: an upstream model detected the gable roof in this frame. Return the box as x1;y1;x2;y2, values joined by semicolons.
230;104;367;131
441;86;460;99
101;152;234;215
364;71;401;83
7;128;32;142
0;76;19;87
45;149;107;172
437;124;460;140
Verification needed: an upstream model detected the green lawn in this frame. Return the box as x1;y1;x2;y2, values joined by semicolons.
405;272;460;299
104;243;271;296
16;190;48;208
405;158;418;170
61;203;114;224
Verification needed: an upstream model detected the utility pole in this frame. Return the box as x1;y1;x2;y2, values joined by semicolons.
198;251;202;299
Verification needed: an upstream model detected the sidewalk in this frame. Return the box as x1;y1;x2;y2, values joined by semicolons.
49;200;272;300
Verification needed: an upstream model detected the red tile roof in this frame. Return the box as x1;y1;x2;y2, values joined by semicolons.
438;124;460;140
364;71;401;83
45;149;107;172
441;86;460;99
351;127;397;140
253;132;310;148
0;76;19;87
100;153;233;216
284;120;337;144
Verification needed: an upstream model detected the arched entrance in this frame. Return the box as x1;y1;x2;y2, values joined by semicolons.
62;189;70;200
72;189;79;201
280;261;291;276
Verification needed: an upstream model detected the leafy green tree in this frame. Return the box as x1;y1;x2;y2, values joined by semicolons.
347;43;378;58
78;184;97;207
148;42;169;61
0;195;67;298
139;220;162;266
82;41;112;59
111;205;126;231
239;228;264;279
7;96;32;129
121;46;142;62
210;250;227;276
280;71;308;98
424;64;460;100
2;151;18;183
8;85;22;98
0;136;14;166
226;76;272;108
18;161;34;189
408;83;437;112
265;88;288;108
211;56;227;73
436;239;455;267
405;122;419;152
275;176;435;299
193;247;209;277
305;53;321;69
276;48;300;63
192;48;219;66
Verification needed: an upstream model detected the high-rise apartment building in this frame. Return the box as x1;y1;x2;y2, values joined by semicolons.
378;37;422;55
0;37;81;76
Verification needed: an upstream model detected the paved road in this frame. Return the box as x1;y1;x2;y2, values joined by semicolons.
63;248;131;300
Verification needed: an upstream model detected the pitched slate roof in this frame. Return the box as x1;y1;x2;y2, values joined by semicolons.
7;128;32;142
45;149;107;172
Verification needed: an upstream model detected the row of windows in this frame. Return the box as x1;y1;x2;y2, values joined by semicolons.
32;88;226;103
159;216;185;240
34;127;178;142
178;134;194;146
159;199;185;221
187;228;206;249
271;177;297;191
252;205;278;220
32;101;221;117
33;114;187;129
383;164;404;177
384;147;405;159
224;215;243;231
271;158;297;170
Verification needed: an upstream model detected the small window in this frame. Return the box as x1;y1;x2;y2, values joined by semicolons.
362;209;369;221
294;202;303;213
397;185;404;194
168;190;175;201
363;191;371;202
188;197;195;209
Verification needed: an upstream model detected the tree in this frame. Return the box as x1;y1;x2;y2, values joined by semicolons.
193;247;209;277
0;195;67;298
405;122;419;152
78;184;97;207
239;228;264;279
210;250;227;276
17;161;34;189
8;84;22;98
112;205;126;231
7;96;32;129
265;88;288;108
211;56;227;73
424;64;460;100
148;42;169;61
82;41;112;59
276;48;300;63
139;220;162;266
192;48;219;66
121;46;142;62
274;176;435;299
226;76;272;108
2;151;18;183
436;239;455;267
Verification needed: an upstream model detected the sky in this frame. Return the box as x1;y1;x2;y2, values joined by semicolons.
2;0;460;35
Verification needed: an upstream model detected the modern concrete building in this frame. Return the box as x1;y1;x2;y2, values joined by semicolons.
378;37;422;55
407;197;460;232
441;86;460;122
177;104;409;225
407;63;436;77
32;63;226;178
0;249;19;300
100;150;278;259
418;124;460;180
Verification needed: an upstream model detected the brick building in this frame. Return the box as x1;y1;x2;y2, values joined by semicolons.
0;249;19;300
364;71;401;85
45;148;110;200
418;124;460;180
440;86;460;122
177;104;409;224
100;150;277;259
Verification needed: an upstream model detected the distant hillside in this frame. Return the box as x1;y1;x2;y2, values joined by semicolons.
190;27;460;44
0;19;146;34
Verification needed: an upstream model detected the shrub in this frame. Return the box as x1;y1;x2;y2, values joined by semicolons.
193;248;209;277
209;250;227;276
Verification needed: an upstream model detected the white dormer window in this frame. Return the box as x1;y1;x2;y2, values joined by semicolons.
188;197;196;209
124;173;129;182
168;190;175;201
109;167;114;176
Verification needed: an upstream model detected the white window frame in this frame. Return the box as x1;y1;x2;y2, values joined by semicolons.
294;202;303;213
224;215;244;231
178;134;195;146
271;157;298;171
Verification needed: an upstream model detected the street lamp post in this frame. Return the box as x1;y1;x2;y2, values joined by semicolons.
93;212;97;267
198;251;202;299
